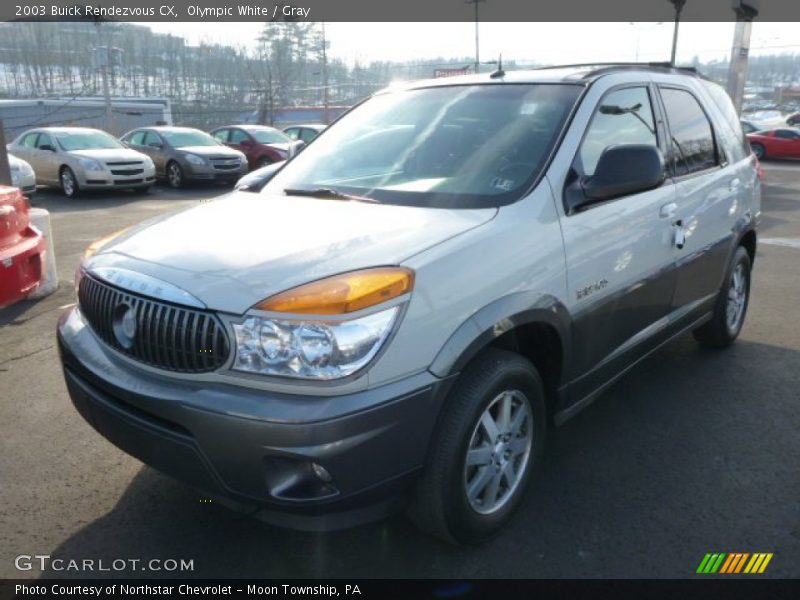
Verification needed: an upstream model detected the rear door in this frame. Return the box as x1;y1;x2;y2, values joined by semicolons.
771;129;800;157
560;84;677;393
33;132;59;183
142;131;168;174
11;132;39;164
657;85;740;310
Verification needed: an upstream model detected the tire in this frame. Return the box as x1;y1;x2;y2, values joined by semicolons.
408;348;547;544
166;161;184;188
693;246;752;348
60;166;80;198
750;142;766;160
256;156;273;169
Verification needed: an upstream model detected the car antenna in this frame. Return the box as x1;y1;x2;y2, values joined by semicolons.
490;54;505;79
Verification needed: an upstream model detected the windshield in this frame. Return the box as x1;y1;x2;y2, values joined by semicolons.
250;128;291;144
55;131;124;151
265;84;582;208
161;130;221;147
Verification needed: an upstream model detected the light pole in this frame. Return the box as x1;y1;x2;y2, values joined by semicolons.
667;0;686;65
727;1;760;115
465;0;486;74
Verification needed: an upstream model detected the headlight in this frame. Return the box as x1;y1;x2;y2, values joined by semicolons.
232;267;414;380
233;307;398;380
142;156;155;169
184;153;206;166
78;157;103;170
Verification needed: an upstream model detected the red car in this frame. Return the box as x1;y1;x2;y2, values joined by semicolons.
0;186;46;308
747;128;800;160
210;125;299;170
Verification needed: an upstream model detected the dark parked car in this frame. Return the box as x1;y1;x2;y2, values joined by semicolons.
234;161;285;192
210;125;300;170
121;126;247;188
786;112;800;126
283;123;326;144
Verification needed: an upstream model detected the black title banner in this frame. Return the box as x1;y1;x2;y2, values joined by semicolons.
2;579;800;600
4;0;800;23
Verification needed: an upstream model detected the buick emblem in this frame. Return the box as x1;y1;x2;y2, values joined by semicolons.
112;303;137;349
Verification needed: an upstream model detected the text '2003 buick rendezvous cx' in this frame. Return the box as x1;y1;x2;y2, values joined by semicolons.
58;64;760;544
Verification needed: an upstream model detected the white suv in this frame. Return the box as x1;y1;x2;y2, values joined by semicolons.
58;64;760;544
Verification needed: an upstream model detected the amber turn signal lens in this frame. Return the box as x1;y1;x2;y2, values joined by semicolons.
83;227;131;260
256;267;414;315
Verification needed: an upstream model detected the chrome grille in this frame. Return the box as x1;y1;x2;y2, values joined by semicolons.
78;275;229;373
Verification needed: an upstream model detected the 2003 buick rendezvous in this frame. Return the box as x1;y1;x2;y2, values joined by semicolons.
58;64;760;543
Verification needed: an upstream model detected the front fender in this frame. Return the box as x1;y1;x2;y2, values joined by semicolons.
428;291;572;381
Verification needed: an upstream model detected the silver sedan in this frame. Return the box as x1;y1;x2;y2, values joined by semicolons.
8;127;155;198
8;154;36;197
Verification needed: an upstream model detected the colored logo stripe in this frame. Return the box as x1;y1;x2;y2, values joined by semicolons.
697;552;773;574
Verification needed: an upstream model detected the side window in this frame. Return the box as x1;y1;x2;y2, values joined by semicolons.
143;131;161;147
21;133;39;148
300;128;317;143
229;129;250;144
212;129;229;142
284;128;300;140
702;81;750;160
660;87;718;177
775;129;796;140
129;131;146;146
36;133;53;149
579;87;658;177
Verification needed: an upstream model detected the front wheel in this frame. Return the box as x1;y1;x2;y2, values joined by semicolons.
166;161;184;188
693;246;752;348
60;167;80;198
751;142;766;160
408;348;546;544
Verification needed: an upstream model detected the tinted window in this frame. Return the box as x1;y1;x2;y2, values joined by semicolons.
230;129;250;144
143;131;162;147
284;127;300;140
660;88;717;176
774;129;799;139
212;129;229;142
36;133;53;149
299;128;318;143
20;133;39;148
702;81;750;160
266;84;582;208
128;131;146;145
579;87;658;176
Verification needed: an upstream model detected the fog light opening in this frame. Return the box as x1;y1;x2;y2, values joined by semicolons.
311;462;333;483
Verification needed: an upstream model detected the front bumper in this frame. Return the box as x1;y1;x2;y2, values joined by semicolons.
183;161;248;182
79;167;156;189
57;307;452;530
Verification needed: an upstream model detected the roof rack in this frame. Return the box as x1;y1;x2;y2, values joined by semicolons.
530;62;701;78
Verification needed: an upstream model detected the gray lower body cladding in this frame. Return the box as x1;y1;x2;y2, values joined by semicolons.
57;311;454;530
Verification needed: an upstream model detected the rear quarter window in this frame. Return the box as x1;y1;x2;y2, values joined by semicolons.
701;81;751;162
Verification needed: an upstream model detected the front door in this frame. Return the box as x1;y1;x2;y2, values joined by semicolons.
559;85;678;398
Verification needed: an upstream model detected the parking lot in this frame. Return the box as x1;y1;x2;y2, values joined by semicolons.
1;167;798;579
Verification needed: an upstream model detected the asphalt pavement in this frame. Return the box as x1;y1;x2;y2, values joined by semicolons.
0;169;798;579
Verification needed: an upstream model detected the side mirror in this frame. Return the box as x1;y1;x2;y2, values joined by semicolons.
39;144;55;152
581;144;665;203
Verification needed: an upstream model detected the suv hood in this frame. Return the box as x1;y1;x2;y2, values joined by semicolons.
87;192;496;314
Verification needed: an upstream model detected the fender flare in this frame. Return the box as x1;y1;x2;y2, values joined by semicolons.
428;291;572;381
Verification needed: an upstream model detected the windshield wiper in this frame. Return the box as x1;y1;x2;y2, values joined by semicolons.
283;187;379;203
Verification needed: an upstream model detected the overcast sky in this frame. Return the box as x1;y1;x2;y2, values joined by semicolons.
138;22;800;67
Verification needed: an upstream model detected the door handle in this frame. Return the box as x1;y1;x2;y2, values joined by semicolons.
659;202;678;219
729;178;741;191
673;219;685;250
